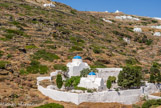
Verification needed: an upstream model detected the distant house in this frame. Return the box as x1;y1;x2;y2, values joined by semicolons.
115;10;121;13
67;56;90;77
151;26;161;29
43;3;55;7
154;32;161;36
78;72;105;90
115;16;140;21
133;28;142;32
102;18;112;23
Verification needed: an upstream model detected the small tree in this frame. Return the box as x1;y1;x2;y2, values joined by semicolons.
56;74;63;89
106;80;112;90
108;76;116;83
149;62;161;84
118;66;142;89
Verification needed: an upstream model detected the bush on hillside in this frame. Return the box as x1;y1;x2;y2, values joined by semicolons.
90;61;107;68
20;60;48;75
35;103;64;108
142;99;161;108
0;51;4;57
0;61;10;69
32;50;60;62
53;64;68;72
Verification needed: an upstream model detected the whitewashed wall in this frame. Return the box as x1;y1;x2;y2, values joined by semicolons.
38;85;79;104
96;68;122;81
38;85;142;105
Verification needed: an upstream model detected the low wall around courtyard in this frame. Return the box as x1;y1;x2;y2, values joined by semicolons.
38;85;143;105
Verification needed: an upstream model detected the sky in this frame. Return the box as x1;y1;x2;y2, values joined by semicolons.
53;0;161;18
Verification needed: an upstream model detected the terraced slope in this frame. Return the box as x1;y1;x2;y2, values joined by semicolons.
0;0;161;107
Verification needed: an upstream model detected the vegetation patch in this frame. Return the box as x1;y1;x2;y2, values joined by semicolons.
125;58;139;65
118;66;142;89
0;61;10;69
65;76;81;89
32;50;60;62
69;46;83;52
20;60;48;75
0;50;4;58
25;45;37;49
35;103;64;108
142;99;161;108
90;61;107;68
53;64;68;71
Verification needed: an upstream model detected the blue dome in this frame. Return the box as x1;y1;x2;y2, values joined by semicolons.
73;55;82;59
88;72;96;75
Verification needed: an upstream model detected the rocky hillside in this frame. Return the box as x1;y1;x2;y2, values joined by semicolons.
0;0;161;107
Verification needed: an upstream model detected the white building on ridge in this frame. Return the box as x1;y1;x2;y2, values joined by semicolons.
43;3;55;7
133;28;142;32
67;55;90;77
115;10;121;13
78;72;105;90
154;32;161;36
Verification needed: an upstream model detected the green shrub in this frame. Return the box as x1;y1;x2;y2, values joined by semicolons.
65;76;81;88
108;76;116;83
25;45;37;49
44;40;54;44
151;20;158;23
57;26;71;34
106;80;112;89
20;69;29;75
56;74;63;89
125;58;139;65
74;86;87;91
93;47;103;54
87;89;93;93
6;29;24;35
32;50;60;62
90;61;107;68
0;51;4;57
35;103;64;108
132;104;140;108
53;64;68;71
3;29;28;39
7;54;12;58
0;3;9;8
46;45;57;49
20;60;48;75
70;46;83;52
118;66;142;89
70;9;77;14
142;99;161;108
0;61;9;69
